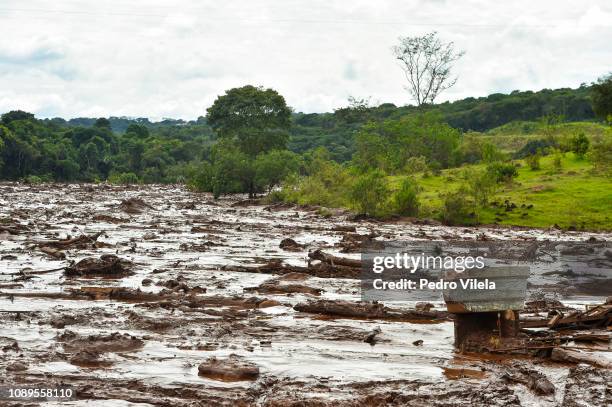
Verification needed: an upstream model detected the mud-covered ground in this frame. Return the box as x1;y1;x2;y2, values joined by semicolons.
0;183;610;406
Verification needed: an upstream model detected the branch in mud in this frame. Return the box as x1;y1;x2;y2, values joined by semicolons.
293;299;450;322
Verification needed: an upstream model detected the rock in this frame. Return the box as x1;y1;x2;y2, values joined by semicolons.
64;255;133;278
6;362;28;372
143;232;157;240
527;373;555;396
119;197;153;214
279;238;303;251
415;302;434;312
364;327;382;345
197;355;259;382
413;339;424;346
141;278;153;286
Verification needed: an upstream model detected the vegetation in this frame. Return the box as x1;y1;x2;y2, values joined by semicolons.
0;76;610;230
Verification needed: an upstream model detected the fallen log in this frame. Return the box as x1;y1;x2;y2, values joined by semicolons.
40;246;66;260
521;304;611;329
551;347;611;368
35;232;104;250
244;280;322;296
308;249;362;269
222;259;361;279
293;299;450;322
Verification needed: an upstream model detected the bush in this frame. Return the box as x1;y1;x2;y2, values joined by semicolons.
525;153;541;170
392;178;419;216
487;162;518;183
552;150;563;172
349;169;389;216
24;175;45;184
588;136;612;175
440;190;476;226
569;133;590;158
463;168;497;206
403;156;428;173
108;172;140;185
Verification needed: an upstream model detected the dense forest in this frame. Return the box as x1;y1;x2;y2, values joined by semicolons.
0;84;602;183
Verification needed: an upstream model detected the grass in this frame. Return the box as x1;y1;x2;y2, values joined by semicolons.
467;121;610;153
389;153;612;231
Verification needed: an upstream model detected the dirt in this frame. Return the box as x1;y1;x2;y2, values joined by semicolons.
0;183;610;406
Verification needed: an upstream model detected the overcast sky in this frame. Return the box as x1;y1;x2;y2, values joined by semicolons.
0;1;610;120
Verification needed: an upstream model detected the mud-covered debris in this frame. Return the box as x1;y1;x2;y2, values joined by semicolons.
364;327;381;345
143;232;157;240
0;223;29;235
522;303;611;329
308;249;362;269
64;254;134;278
502;366;555;396
69;349;109;367
332;225;357;233
231;198;263;207
561;364;611;406
39;231;104;250
415;302;434;312
5;362;28;372
119;197;153;214
279;238;304;251
336;232;382;253
197;354;260;381
92;214;127;224
245;280;322;296
1;254;17;260
41;246;68;260
551;347;611;368
294;300;449;321
59;331;144;354
2;340;19;352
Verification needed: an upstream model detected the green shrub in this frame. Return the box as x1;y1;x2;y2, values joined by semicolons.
440;190;476;226
569;132;590;158
552;150;563;173
403;156;428;173
24;175;45;184
525;153;541;170
463;168;497;206
108;172;141;185
349;169;389;216
588;135;612;176
487;162;518;183
392;178;419;216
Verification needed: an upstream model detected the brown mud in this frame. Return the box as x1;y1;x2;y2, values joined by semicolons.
0;183;610;406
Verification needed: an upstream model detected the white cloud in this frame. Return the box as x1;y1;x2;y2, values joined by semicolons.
0;0;610;119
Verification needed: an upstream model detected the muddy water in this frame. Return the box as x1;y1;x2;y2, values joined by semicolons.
0;183;609;406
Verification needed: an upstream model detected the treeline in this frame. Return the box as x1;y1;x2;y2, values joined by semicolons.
0;81;608;188
0;111;213;183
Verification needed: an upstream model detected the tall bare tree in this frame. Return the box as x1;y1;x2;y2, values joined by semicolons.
393;32;465;106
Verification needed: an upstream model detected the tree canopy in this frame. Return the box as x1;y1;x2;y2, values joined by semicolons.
206;85;292;157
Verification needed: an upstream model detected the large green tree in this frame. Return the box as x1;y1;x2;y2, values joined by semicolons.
591;73;612;121
206;85;292;157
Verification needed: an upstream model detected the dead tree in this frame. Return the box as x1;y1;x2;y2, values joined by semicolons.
392;32;465;106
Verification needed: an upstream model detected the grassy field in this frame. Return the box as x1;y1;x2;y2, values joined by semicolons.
472;121;610;153
390;152;611;231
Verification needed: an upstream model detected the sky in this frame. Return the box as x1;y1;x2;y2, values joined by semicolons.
0;0;610;120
